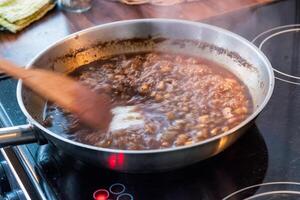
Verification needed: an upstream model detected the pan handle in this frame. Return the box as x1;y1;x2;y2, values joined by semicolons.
0;124;37;147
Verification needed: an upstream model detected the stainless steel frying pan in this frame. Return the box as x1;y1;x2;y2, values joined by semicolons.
0;19;274;173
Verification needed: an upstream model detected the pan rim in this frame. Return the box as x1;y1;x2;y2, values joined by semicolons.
17;18;275;154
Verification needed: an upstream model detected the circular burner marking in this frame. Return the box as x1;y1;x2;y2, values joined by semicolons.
252;24;300;85
247;191;300;199
223;182;300;200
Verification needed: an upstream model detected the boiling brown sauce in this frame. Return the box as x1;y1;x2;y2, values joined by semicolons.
45;52;253;150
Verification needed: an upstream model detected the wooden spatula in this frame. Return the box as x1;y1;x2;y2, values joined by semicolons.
0;58;112;130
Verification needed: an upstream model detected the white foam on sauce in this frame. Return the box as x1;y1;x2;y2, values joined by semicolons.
109;106;145;132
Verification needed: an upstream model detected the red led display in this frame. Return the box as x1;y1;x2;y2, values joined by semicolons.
95;194;107;200
108;153;124;169
93;189;109;200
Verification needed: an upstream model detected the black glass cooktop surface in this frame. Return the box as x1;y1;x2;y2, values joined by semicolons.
1;1;300;199
33;126;267;200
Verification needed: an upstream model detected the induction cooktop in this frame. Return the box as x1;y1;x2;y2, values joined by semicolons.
0;1;300;199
